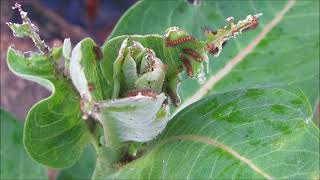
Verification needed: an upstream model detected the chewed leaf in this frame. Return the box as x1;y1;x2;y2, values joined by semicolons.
101;12;262;106
8;3;50;55
7;47;55;91
93;93;170;143
134;68;166;94
7;23;31;38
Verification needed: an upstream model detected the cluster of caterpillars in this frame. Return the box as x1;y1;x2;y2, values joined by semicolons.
89;14;262;108
164;14;261;79
119;14;262;106
164;28;212;78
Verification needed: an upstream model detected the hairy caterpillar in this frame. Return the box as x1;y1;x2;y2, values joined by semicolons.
126;88;157;98
182;48;203;62
88;83;95;92
203;26;217;36
165;86;180;106
206;44;219;55
179;54;193;77
166;35;193;47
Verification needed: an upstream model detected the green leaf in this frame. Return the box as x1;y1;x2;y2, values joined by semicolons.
57;144;96;180
108;0;319;112
101;35;181;88
7;47;90;168
7;23;31;38
0;108;47;179
108;88;319;179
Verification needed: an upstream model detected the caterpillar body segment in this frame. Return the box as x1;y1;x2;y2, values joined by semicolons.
126;88;157;98
179;54;193;77
166;35;193;47
165;27;195;47
182;48;203;62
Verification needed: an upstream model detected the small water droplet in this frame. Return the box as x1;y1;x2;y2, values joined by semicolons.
304;117;311;124
197;71;206;84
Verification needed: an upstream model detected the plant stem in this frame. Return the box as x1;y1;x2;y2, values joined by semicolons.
85;117;118;179
92;147;115;180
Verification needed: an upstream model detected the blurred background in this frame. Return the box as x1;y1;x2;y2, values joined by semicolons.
1;0;137;119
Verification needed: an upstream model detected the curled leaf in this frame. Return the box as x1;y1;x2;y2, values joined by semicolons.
68;37;170;145
112;38;167;98
69;38;111;118
92;93;170;143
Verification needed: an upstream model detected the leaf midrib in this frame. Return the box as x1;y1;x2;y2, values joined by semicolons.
156;134;273;180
